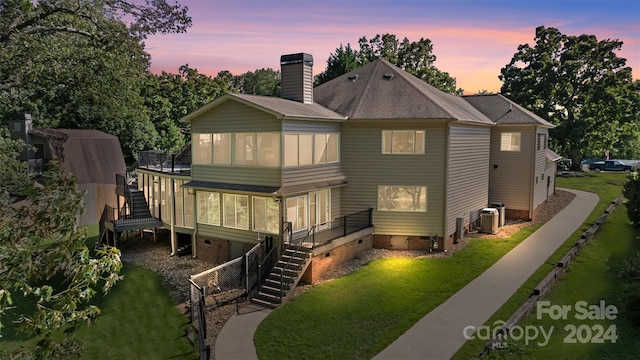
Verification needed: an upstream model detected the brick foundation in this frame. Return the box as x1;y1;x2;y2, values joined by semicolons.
506;209;530;221
373;234;447;251
301;234;373;284
196;235;229;264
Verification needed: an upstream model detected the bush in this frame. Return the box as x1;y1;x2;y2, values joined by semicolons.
619;252;640;281
622;283;640;326
623;172;640;227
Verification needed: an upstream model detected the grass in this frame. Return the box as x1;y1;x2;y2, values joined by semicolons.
1;225;197;359
453;172;639;359
254;226;539;359
254;173;633;359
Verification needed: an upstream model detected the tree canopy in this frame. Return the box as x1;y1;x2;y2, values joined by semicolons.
0;0;191;163
315;33;461;94
500;26;640;166
0;155;122;358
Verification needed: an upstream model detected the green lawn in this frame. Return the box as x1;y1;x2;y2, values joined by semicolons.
1;226;197;359
254;173;633;360
453;172;639;359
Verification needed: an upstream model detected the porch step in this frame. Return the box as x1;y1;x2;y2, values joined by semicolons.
251;245;312;308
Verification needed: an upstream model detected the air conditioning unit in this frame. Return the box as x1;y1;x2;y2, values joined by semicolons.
480;208;499;234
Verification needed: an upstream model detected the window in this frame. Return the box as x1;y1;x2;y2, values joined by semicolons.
537;133;548;151
501;132;521;152
257;133;280;166
213;133;232;164
286;196;307;232
284;132;338;167
197;192;220;226
193;133;212;164
253;197;280;234
378;186;427;212
223;194;249;230
235;133;256;165
382;130;425;154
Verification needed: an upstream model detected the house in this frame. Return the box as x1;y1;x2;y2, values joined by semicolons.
8;114;126;225
463;94;561;220
127;53;560;287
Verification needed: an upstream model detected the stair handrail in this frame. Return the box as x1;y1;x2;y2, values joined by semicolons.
279;226;313;300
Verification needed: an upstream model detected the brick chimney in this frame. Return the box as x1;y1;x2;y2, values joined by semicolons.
280;53;313;104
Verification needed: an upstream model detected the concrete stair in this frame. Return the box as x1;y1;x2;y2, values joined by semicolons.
251;245;312;308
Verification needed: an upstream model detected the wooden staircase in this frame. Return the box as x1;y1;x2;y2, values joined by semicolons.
252;245;312;308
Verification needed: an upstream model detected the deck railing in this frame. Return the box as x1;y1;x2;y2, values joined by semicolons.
138;151;191;174
288;208;373;248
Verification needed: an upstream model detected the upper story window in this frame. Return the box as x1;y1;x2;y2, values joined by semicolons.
537;133;548;151
193;132;280;167
378;185;427;212
500;132;521;152
284;132;339;167
382;130;425;154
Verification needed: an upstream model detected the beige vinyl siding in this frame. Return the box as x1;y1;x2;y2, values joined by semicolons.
282;120;341;133
192;164;280;187
341;122;446;237
489;126;535;212
197;222;266;244
533;128;553;209
282;163;345;188
189;100;282;186
447;125;491;234
331;187;341;218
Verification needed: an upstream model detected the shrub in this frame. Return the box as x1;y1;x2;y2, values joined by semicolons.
619;252;640;281
623;172;640;227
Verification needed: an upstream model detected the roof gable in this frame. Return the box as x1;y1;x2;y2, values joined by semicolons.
181;93;347;123
463;94;554;127
314;59;493;125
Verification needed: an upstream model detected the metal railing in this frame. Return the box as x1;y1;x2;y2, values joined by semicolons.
287;208;373;248
138;151;191;174
258;222;289;284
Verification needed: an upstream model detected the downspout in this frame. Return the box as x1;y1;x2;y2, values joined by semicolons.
443;121;451;246
170;178;177;256
528;126;536;220
191;189;198;259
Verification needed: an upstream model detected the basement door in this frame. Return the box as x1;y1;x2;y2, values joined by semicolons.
309;189;330;231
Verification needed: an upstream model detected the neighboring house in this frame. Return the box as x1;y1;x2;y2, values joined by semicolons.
8;114;126;225
125;53;561;285
463;94;561;220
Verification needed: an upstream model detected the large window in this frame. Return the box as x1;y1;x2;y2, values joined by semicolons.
253;197;280;234
284;132;339;167
378;186;427;212
501;132;521;152
382;130;425;154
213;133;232;164
235;133;256;165
197;192;220;226
257;133;280;166
193;133;212;164
224;194;249;230
286;196;307;232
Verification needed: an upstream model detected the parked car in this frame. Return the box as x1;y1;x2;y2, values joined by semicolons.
589;160;633;173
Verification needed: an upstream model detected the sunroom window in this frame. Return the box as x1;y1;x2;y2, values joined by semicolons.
197;192;220;226
223;194;249;230
253;197;280;234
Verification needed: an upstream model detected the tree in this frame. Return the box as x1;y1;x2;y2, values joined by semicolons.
233;68;281;97
0;0;192;163
500;26;640;168
0;158;122;359
623;172;640;228
144;65;229;153
316;33;461;94
0;127;30;204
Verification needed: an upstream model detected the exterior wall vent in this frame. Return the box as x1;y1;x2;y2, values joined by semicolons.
280;53;313;104
383;73;394;80
348;74;359;82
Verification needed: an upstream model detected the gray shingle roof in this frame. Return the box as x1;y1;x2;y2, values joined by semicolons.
463;94;555;127
314;59;494;125
181;93;347;123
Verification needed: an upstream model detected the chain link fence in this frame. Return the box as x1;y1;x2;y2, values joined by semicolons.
186;242;266;359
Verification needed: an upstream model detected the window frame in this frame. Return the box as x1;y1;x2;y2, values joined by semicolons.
381;130;425;155
500;132;521;152
252;197;280;234
223;193;249;230
377;185;427;212
286;195;308;232
196;191;221;226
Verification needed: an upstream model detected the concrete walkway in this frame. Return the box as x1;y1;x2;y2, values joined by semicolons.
215;188;599;360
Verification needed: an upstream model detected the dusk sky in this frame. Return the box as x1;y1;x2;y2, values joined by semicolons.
144;0;640;94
